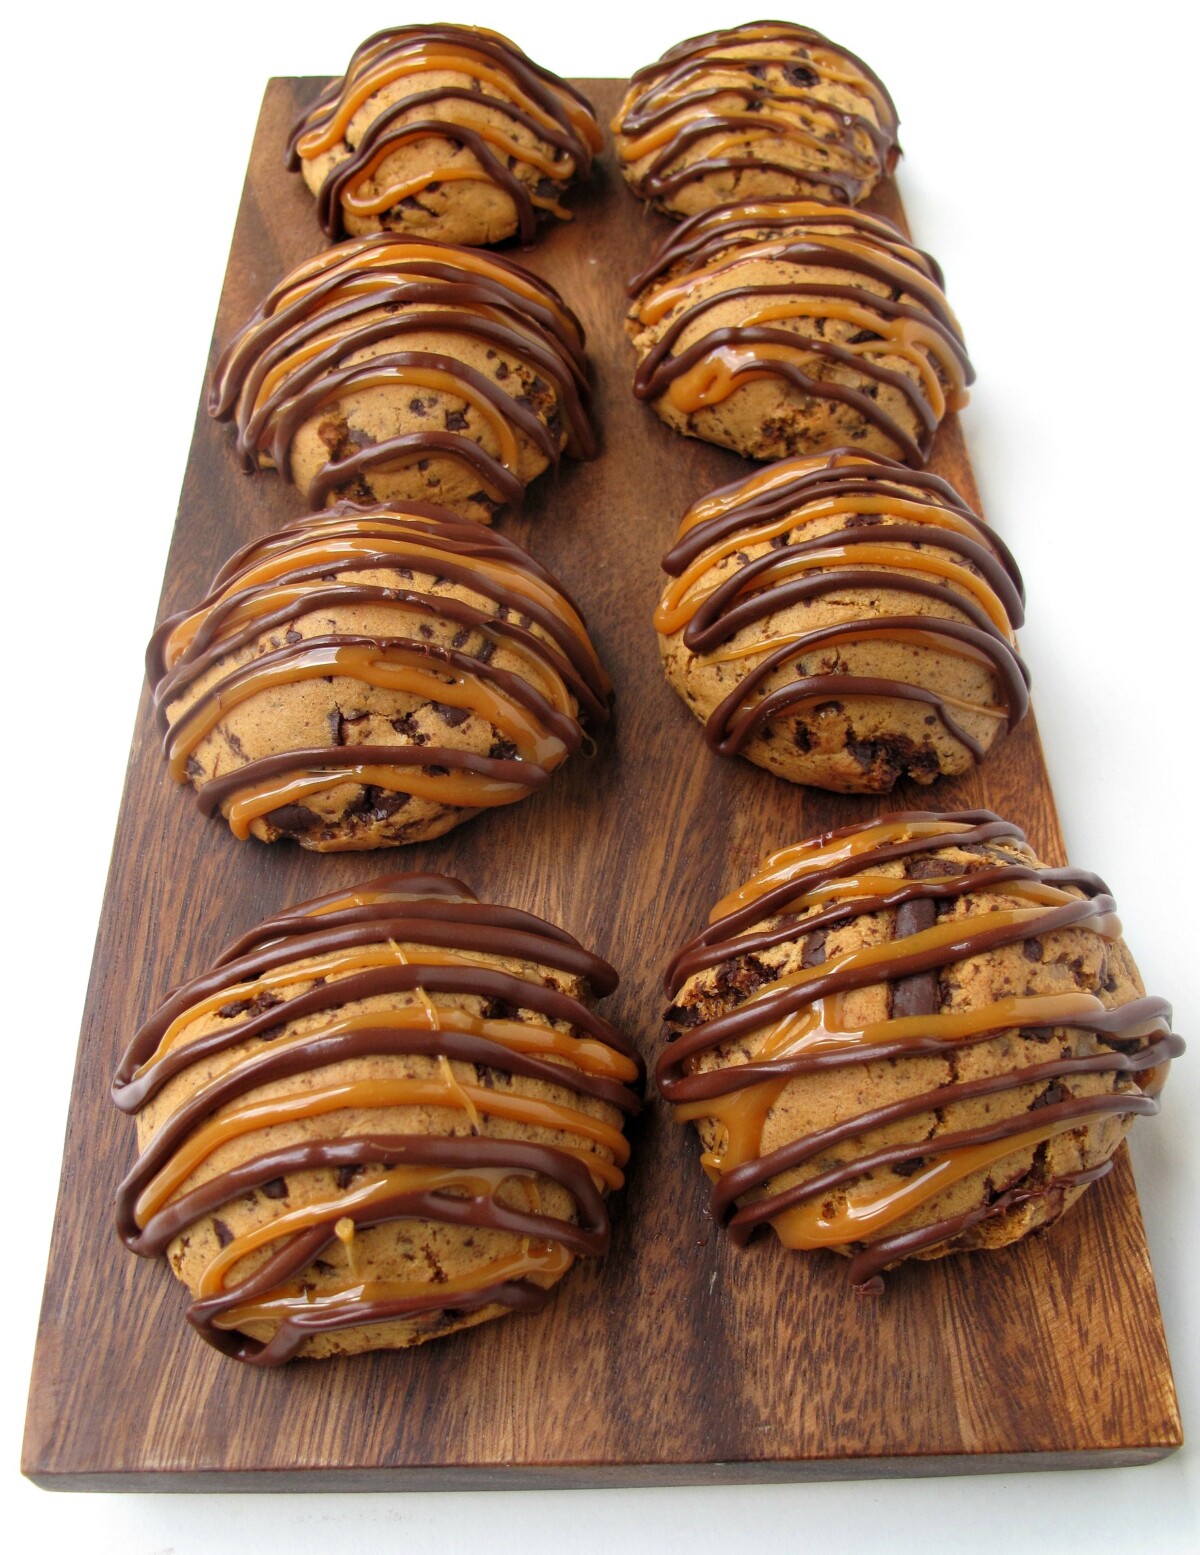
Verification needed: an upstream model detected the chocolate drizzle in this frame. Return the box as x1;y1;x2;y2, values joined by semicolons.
612;22;900;212
288;25;602;242
209;235;595;512
112;874;641;1364
655;450;1028;782
148;504;611;848
627;201;973;467
658;811;1183;1286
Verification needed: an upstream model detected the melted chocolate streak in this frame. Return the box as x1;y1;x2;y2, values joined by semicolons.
659;453;1029;761
287;25;600;243
149;508;609;828
631;214;974;467
658;812;1183;1285
208;239;595;509
616;24;899;206
113;879;641;1365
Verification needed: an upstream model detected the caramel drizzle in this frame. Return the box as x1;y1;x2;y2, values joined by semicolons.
208;235;595;510
148;506;609;841
658;812;1182;1286
288;25;602;242
114;876;642;1364
629;203;973;468
612;23;899;207
655;449;1028;763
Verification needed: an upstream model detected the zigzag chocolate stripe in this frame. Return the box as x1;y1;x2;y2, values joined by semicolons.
113;874;640;1365
288;25;602;242
149;505;610;842
613;22;899;208
655;451;1028;767
209;235;594;510
629;203;973;467
657;812;1182;1286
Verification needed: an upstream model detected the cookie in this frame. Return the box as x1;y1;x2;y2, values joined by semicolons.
113;874;641;1364
612;22;899;218
660;811;1182;1289
289;25;602;246
148;504;610;850
655;450;1028;792
209;235;595;521
627;200;972;467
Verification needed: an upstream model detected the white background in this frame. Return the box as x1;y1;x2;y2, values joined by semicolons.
4;2;1197;1550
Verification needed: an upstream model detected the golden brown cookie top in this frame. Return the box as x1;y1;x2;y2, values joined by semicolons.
660;811;1181;1287
613;22;899;212
113;872;641;1365
289;25;603;243
148;503;611;844
627;199;973;467
209;234;595;509
655;449;1028;764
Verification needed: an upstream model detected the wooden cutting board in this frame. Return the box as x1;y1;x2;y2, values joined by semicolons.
21;78;1182;1490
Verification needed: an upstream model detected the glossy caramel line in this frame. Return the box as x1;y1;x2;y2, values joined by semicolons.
208;235;595;509
629;203;973;468
148;506;610;841
657;813;1181;1284
288;25;601;241
655;450;1028;767
114;878;640;1364
613;23;899;207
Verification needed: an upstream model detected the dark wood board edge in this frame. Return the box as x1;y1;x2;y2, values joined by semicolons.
23;1444;1178;1495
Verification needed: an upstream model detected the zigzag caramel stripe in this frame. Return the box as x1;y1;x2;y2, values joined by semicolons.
209;234;594;510
148;505;610;842
113;874;642;1365
629;200;973;467
655;449;1029;765
658;812;1182;1288
613;21;899;207
288;25;602;242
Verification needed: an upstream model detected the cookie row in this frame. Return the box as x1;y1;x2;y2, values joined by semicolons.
114;813;1180;1363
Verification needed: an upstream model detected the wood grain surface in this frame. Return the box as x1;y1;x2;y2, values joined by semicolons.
22;78;1182;1490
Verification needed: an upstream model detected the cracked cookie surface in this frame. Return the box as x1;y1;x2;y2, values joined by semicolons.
113;874;641;1363
149;504;610;850
659;811;1181;1289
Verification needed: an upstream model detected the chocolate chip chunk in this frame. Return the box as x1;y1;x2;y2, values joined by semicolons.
391;713;427;743
785;63;819;88
335;1164;365;1189
444;409;469;431
217;989;283;1020
265;803;321;835
434;702;469;726
212;1218;234;1248
260;1178;288;1200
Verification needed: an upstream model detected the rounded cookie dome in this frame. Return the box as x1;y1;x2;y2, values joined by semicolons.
113;873;641;1364
612;22;899;218
289;25;602;245
659;811;1182;1289
654;450;1028;792
627;199;972;467
148;503;610;849
209;235;595;521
